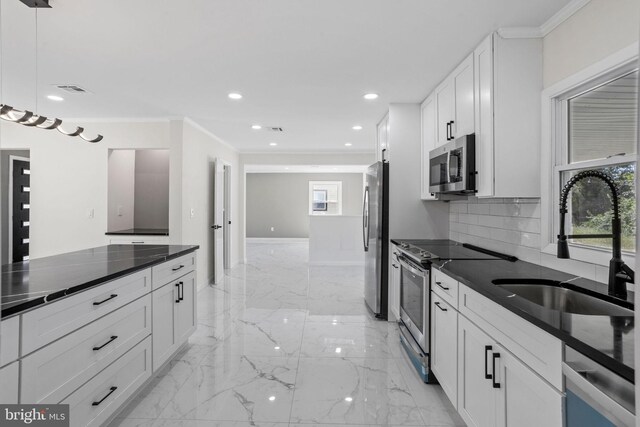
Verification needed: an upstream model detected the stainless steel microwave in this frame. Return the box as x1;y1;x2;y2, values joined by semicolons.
429;134;476;194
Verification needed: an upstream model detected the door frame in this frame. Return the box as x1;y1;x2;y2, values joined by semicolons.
223;163;232;269
8;155;30;263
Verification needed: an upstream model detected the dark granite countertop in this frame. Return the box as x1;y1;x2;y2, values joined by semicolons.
105;228;170;236
1;244;198;318
391;238;635;383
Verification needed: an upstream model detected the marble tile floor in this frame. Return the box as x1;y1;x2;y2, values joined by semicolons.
111;241;464;427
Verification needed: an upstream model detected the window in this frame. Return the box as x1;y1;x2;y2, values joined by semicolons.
554;68;638;255
309;181;342;215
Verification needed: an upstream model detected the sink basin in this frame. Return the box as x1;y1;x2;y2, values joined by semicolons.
492;279;633;316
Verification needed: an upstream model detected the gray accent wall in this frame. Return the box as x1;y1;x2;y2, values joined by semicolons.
134;149;170;229
246;173;364;238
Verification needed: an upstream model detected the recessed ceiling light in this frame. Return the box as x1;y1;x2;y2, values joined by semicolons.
335;347;342;353
345;143;352;147
345;397;353;402
269;142;277;146
352;125;363;131
251;124;262;130
363;93;378;100
284;167;290;170
47;95;64;102
269;396;276;402
228;92;243;100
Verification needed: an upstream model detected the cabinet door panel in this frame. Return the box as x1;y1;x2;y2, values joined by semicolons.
474;34;494;197
176;271;197;345
152;282;177;371
430;294;458;408
453;55;475;138
458;316;497;427
497;345;563;427
436;79;454;147
421;95;437;200
0;362;19;404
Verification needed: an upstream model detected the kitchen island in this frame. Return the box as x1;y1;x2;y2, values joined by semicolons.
0;244;198;426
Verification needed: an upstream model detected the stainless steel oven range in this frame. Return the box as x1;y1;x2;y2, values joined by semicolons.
396;242;433;383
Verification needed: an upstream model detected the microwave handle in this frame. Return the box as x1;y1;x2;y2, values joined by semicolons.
446;151;452;184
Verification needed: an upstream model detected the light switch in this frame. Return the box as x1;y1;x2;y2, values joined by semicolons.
88;208;95;219
270;227;275;232
190;208;195;218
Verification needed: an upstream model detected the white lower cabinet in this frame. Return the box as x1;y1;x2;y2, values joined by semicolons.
430;292;457;408
388;244;401;320
0;361;19;404
63;336;152;427
457;315;562;427
152;270;197;370
21;294;152;404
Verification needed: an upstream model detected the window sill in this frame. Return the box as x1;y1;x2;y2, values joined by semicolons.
541;243;635;268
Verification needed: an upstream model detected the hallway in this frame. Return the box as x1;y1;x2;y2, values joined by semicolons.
112;241;463;426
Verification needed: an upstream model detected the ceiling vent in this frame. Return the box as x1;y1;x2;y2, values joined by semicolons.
265;127;283;132
18;0;51;8
54;84;90;94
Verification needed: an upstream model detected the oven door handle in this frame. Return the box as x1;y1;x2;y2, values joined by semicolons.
397;255;428;277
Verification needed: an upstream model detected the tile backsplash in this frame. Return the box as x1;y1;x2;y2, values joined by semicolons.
449;197;618;286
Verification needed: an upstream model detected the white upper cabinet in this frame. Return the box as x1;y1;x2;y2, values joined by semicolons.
376;113;390;163
435;54;475;147
474;33;542;198
420;95;437;200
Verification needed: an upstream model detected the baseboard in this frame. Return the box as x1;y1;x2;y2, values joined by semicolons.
246;238;309;244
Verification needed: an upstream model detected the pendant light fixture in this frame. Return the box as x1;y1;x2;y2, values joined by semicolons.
0;1;103;143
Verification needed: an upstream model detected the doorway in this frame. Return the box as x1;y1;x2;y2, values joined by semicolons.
7;154;30;263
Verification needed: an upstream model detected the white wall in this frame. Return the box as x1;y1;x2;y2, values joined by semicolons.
107;150;135;232
0;120;184;259
181;119;241;288
387;103;450;240
543;0;639;88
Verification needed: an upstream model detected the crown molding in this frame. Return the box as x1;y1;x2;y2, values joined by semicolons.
497;27;543;39
182;117;237;152
539;0;592;36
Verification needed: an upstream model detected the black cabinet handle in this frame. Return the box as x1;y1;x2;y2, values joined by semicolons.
172;265;185;272
93;294;118;306
435;281;449;291
93;335;118;351
392;264;399;269
92;386;118;406
434;301;447;312
484;345;493;379
179;281;184;301
175;283;181;303
492;353;501;388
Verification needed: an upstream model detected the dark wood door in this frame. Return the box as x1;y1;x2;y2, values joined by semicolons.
12;159;30;262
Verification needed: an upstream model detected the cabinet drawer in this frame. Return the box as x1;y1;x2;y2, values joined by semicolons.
459;284;562;389
21;294;151;404
0;316;20;366
63;336;152;427
432;268;459;308
0;361;19;404
21;268;151;355
151;252;196;290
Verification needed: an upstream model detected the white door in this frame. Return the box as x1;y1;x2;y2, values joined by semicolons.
213;158;225;284
175;271;197;344
435;78;454;146
151;283;177;370
430;293;458;409
453;54;475;138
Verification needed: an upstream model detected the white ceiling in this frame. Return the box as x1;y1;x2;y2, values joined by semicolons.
0;0;570;152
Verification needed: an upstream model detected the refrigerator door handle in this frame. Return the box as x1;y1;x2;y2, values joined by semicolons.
363;186;370;251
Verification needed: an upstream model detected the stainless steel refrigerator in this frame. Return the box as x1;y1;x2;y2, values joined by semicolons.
363;161;389;319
